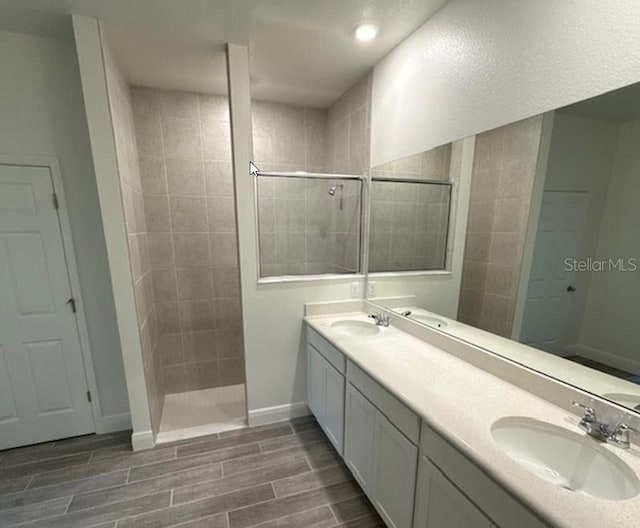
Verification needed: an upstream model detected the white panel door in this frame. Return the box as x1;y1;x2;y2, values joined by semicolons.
520;191;588;354
0;164;94;449
372;412;418;528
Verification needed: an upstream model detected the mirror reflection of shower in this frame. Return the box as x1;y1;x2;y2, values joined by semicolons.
328;182;344;209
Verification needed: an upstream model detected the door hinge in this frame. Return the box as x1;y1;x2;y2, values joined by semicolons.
52;193;59;210
67;297;77;313
86;390;92;403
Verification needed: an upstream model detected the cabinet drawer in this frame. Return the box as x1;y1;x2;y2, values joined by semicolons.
308;327;346;374
420;424;549;528
347;360;420;444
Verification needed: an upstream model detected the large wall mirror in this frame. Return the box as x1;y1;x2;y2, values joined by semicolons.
367;81;640;414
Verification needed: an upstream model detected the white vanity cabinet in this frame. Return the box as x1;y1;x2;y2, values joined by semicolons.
414;455;491;528
306;329;345;454
345;361;420;528
305;324;550;528
416;424;550;528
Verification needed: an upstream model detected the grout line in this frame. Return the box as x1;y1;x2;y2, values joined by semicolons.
126;467;132;484
23;475;34;491
327;502;339;526
169;488;174;507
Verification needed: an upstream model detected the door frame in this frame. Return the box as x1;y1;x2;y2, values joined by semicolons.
0;153;100;434
511;112;554;340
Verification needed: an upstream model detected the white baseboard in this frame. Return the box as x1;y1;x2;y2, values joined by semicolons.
95;413;132;434
248;401;310;427
131;430;155;451
568;344;640;376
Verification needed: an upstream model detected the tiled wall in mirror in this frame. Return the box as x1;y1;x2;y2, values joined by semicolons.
369;143;457;273
366;81;640;414
369;180;451;272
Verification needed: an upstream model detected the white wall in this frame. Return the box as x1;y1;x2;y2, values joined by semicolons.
371;0;640;167
73;17;154;448
228;44;366;423
0;30;129;430
578;119;640;373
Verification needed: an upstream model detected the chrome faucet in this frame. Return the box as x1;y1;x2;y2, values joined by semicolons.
573;402;638;448
368;312;390;327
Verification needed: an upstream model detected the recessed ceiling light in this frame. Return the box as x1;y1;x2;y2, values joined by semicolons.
354;23;378;43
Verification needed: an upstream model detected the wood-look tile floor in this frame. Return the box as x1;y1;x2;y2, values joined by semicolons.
0;416;384;528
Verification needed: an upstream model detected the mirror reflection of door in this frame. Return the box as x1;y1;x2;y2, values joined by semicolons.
519;191;588;354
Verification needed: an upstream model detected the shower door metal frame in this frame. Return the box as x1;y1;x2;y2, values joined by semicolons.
369;176;454;273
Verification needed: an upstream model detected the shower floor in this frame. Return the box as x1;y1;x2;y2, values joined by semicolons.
156;384;247;443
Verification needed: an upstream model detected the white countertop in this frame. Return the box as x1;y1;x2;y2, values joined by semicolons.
305;311;640;528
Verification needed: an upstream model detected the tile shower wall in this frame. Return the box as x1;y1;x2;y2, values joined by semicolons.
253;73;371;276
131;87;244;394
458;116;544;337
326;73;372;175
257;176;362;276
370;144;452;271
102;40;163;429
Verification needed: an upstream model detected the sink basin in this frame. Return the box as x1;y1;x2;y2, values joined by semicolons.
412;314;447;329
330;320;380;336
491;417;640;500
603;393;640;410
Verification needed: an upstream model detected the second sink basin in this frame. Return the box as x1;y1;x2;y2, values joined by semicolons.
330;320;380;336
411;314;447;329
603;393;640;410
491;416;640;500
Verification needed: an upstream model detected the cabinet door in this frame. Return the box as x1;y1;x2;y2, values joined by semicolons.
414;456;492;528
344;382;376;494
307;345;324;422
372;413;418;528
323;361;345;454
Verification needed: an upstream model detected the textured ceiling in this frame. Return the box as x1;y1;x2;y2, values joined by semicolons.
0;0;449;107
